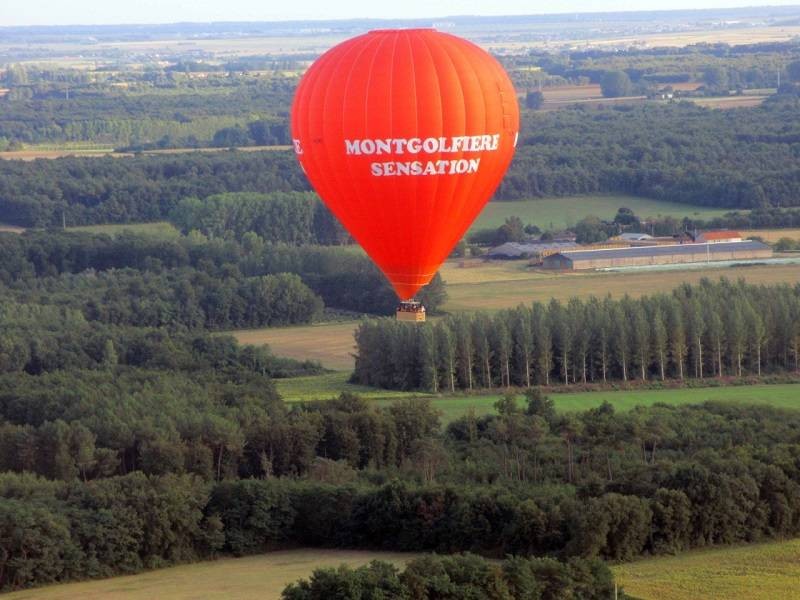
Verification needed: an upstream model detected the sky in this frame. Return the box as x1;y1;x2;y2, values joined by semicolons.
1;0;799;26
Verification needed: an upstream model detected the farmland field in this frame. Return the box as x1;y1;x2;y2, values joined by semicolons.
541;84;602;102
277;371;423;402
66;222;181;238
280;377;800;423
473;195;732;231
230;321;360;371
687;95;768;109
417;383;800;423
0;144;291;161
442;262;800;311
0;223;25;234
277;368;800;424
742;228;800;242
613;538;800;600
1;549;417;600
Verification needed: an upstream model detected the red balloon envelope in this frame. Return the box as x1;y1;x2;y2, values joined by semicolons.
291;28;519;300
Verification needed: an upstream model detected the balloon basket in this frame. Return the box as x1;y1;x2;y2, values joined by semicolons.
396;300;426;323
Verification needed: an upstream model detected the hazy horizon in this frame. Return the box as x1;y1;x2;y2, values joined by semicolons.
2;1;800;27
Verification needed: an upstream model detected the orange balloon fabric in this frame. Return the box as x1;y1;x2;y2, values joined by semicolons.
291;29;519;300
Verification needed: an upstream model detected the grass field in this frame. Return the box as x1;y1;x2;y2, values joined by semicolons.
473;195;732;231
613;538;800;600
278;371;800;424
0;145;291;161
687;95;768;109
277;371;423;402
743;228;800;242
441;262;800;311
0;223;25;234
231;321;360;371
66;222;180;238
2;549;418;600
412;384;800;423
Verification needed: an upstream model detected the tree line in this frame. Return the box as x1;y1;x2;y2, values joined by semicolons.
3;97;800;231
4;398;800;592
353;279;800;391
0;79;295;146
0;300;321;377
282;554;617;600
169;192;347;245
3;268;322;330
499;97;800;209
0;230;446;316
0;151;309;228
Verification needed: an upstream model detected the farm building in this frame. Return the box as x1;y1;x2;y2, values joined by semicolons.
486;241;578;259
612;233;680;246
695;230;742;243
542;240;772;270
616;232;653;242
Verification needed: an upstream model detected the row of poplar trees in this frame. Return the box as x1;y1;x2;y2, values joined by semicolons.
354;279;800;391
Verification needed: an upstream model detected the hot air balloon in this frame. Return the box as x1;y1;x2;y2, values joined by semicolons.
291;28;519;320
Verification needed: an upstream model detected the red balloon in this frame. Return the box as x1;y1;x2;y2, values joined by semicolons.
291;28;519;300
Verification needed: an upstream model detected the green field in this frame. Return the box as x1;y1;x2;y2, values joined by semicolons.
278;374;800;423
414;383;800;423
277;371;424;402
613;538;800;600
2;549;417;600
66;221;180;238
473;195;732;231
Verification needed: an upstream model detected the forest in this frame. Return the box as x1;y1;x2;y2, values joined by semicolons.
2;95;800;230
4;390;800;593
0;78;295;147
353;279;800;391
500;96;800;209
0;230;445;317
3;225;800;594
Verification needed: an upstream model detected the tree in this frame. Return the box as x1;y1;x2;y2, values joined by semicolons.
417;273;447;314
495;216;526;244
511;307;534;387
435;321;456;392
628;301;650;381
600;71;633;98
609;303;629;381
525;388;555;423
573;216;608;244
525;90;544;109
211;126;252;148
531;303;552;385
417;325;439;393
703;67;729;90
568;298;590;383
472;314;494;389
650;302;668;381
743;301;766;376
785;60;800;83
454;317;475;390
549;300;572;385
490;314;513;387
101;339;118;368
